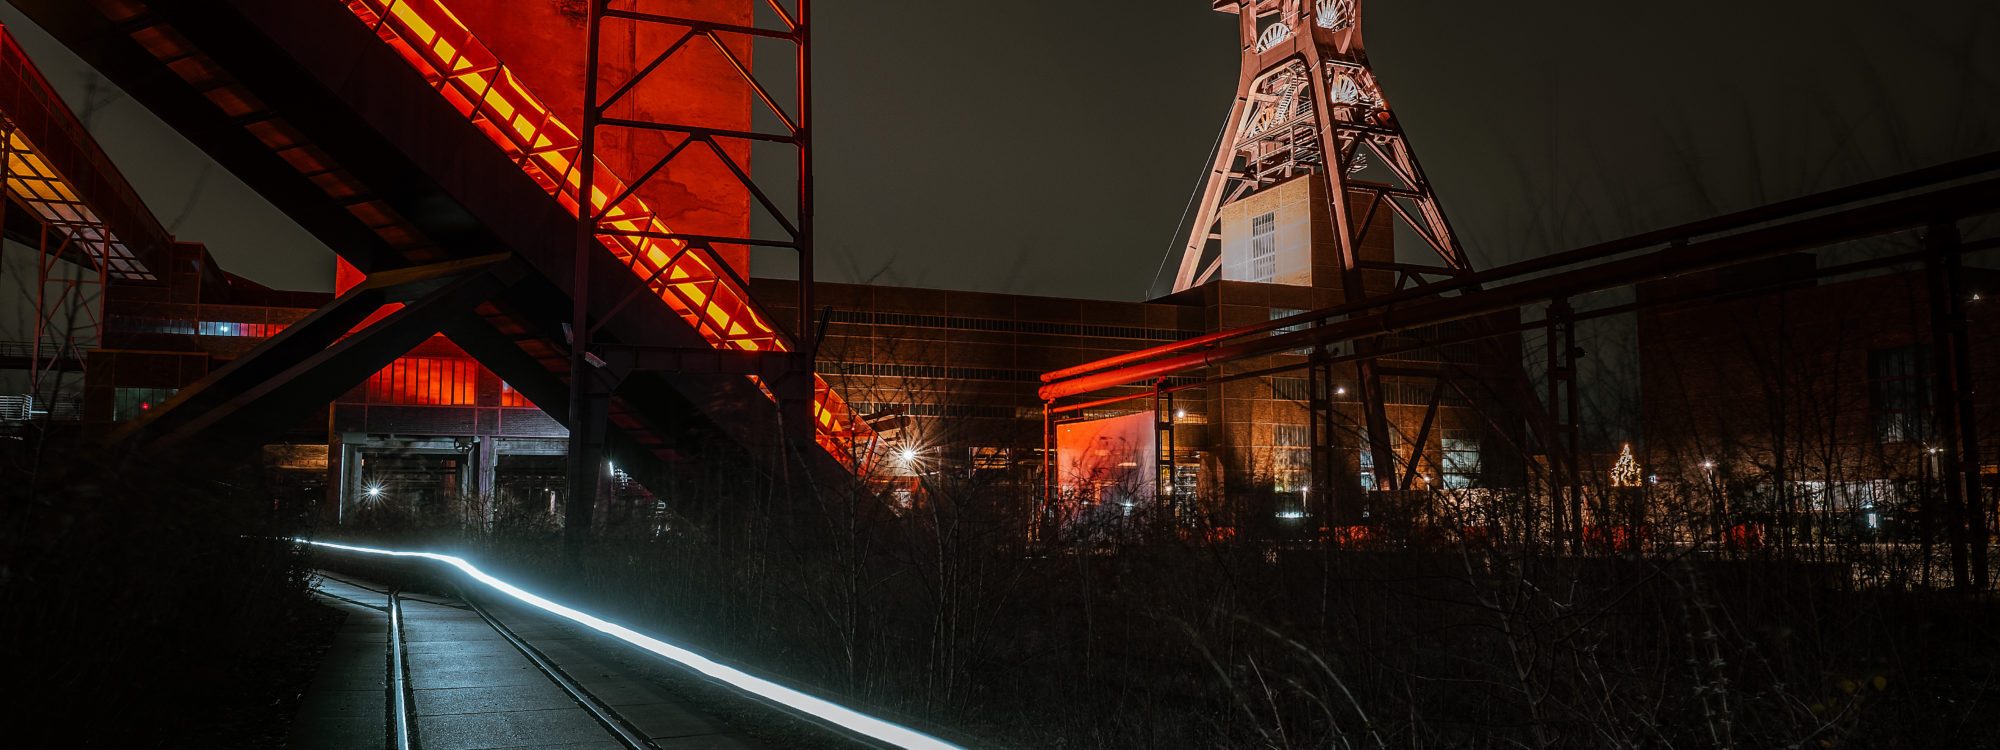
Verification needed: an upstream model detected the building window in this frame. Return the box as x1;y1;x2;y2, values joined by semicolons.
1171;463;1200;500
1357;429;1376;491
1271;377;1310;401
1270;308;1314;355
112;387;178;421
499;381;533;408
1869;345;1929;443
365;357;478;406
1356;430;1412;491
198;320;283;338
1272;423;1310;513
1441;429;1480;489
969;446;1010;477
1250;211;1277;283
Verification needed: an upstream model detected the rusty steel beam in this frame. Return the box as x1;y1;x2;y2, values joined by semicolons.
114;255;525;454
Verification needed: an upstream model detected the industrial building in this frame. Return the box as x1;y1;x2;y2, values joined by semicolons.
1637;257;2000;541
0;0;1528;541
4;0;1985;555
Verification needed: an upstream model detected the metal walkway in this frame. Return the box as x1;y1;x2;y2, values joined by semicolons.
12;0;873;480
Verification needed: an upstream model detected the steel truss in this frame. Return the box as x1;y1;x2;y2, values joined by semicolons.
1177;0;1463;290
0;23;168;409
1168;1;1491;516
568;0;870;534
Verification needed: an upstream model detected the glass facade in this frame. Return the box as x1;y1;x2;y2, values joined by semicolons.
112;387;178;421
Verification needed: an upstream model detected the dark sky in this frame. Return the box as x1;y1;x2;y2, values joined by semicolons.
1;1;1994;301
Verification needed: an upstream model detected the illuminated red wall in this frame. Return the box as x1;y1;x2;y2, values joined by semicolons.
1056;411;1157;502
448;0;755;275
336;1;756;415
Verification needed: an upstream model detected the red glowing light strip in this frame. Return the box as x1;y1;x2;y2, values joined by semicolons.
338;0;869;466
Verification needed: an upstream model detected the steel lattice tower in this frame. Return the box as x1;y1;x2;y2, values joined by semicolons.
1175;0;1463;292
1175;0;1492;509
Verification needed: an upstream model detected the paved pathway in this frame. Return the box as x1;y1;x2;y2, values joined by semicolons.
291;573;758;749
288;577;393;749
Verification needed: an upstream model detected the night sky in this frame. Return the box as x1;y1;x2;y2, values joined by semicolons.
0;0;1993;301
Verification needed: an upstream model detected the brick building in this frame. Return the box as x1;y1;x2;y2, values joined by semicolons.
1637;256;1999;538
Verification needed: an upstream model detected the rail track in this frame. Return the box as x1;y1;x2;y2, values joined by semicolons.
309;572;670;750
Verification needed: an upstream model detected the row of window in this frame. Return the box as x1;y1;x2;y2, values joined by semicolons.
364;357;478;406
830;361;1202;389
111;387;177;422
1356;428;1482;490
847;401;1031;420
1870;345;1929;443
1267;377;1471;407
827;309;1199;342
107;319;287;337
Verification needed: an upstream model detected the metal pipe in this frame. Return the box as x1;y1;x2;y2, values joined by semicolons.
566;0;606;563
1039;175;2000;401
1049;243;1935;417
1043;151;2000;386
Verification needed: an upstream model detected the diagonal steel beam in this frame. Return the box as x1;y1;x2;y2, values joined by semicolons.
113;254;523;454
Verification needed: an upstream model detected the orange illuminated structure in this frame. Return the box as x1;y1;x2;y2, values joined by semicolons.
337;0;871;467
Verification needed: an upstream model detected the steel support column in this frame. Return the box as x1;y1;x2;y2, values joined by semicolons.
1545;298;1581;553
1038;401;1053;543
568;0;608;563
580;0;823;464
1925;222;1985;590
1155;381;1174;524
1307;346;1339;524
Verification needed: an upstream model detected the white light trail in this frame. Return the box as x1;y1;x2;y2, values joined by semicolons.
298;539;962;750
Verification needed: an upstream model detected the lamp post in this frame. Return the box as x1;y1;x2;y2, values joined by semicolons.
1701;460;1722;550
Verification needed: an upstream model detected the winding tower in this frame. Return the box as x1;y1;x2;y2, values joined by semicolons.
1164;0;1526;518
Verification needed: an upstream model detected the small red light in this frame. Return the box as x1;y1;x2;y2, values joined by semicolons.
140;402;151;411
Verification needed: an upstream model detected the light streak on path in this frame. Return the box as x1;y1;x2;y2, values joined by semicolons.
299;539;964;750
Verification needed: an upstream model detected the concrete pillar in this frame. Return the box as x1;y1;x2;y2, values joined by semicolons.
337;435;367;524
475;437;499;531
324;431;346;526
